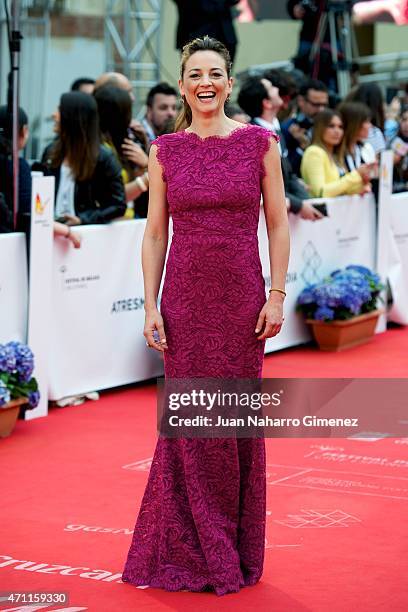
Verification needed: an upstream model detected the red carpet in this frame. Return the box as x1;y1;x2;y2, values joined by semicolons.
1;328;408;611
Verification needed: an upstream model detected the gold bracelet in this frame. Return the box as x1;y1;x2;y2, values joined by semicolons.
269;288;286;297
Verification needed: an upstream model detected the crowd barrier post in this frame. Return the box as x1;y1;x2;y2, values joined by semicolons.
376;150;394;333
0;233;28;343
26;175;55;419
388;191;408;324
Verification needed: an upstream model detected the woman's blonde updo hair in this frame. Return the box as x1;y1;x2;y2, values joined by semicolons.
175;36;232;133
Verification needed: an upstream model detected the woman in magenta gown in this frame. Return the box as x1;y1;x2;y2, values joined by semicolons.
122;36;289;596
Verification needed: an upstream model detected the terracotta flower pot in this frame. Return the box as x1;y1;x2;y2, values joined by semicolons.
0;398;28;438
306;310;382;352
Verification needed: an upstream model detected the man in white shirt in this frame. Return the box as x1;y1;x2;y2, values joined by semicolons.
238;76;323;221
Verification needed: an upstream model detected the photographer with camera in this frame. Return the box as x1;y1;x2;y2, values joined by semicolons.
287;1;331;77
287;0;355;90
281;78;329;176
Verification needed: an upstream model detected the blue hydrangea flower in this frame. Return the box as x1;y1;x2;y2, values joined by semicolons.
341;294;363;315
28;390;40;408
0;344;17;374
314;306;335;321
298;265;382;321
297;287;316;305
6;341;34;382
0;380;11;407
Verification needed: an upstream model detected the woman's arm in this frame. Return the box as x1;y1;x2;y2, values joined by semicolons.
125;171;149;203
321;171;365;198
256;137;290;341
301;146;364;198
142;144;169;351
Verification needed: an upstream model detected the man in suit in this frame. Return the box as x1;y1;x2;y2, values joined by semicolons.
238;75;324;221
172;0;240;61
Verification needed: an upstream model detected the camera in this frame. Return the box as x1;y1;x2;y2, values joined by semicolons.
300;0;318;13
293;114;314;131
300;0;352;12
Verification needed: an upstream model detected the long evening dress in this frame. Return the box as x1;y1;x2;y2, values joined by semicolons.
122;124;276;596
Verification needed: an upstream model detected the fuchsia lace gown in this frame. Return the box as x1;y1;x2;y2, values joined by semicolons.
122;124;277;596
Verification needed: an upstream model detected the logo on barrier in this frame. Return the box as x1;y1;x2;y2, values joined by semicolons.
301;241;322;285
35;193;49;215
111;297;144;313
58;266;101;291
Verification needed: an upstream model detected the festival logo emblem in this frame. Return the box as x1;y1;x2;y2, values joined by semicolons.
35;193;49;215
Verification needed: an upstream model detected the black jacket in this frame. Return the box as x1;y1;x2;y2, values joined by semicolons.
37;145;126;224
173;1;239;55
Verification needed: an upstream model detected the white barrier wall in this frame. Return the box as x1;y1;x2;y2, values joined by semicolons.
259;194;377;353
0;233;28;343
45;194;378;400
48;221;164;400
0;188;403;410
26;175;55;419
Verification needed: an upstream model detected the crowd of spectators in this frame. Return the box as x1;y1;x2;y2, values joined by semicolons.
1;61;408;239
0;73;178;241
235;74;408;214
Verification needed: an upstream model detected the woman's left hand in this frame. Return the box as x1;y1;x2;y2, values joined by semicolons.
255;295;285;340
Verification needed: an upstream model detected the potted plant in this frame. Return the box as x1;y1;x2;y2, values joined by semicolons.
0;342;40;438
296;265;384;351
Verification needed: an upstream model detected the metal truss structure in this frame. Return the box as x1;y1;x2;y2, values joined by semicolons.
105;0;163;116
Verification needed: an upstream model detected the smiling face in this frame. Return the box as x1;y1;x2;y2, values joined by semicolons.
179;50;233;117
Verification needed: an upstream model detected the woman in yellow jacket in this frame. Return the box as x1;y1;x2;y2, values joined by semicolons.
301;109;374;198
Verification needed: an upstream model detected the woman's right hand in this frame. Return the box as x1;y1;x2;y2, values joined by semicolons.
144;307;168;352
